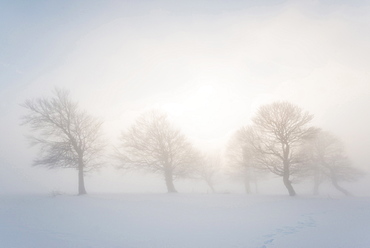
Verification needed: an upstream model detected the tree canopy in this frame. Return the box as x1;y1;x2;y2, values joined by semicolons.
116;111;200;192
21;88;105;195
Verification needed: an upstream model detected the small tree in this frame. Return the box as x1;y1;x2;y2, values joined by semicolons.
252;101;317;196
195;151;222;193
302;130;362;196
115;111;200;193
21;88;105;195
226;126;259;194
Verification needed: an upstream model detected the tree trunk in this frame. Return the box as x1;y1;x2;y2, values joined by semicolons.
78;156;87;195
283;175;296;196
206;179;215;193
313;168;320;195
244;176;251;194
329;169;351;196
283;165;296;196
283;147;296;196
164;169;177;193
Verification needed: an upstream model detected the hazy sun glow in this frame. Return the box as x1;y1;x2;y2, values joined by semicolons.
196;84;216;98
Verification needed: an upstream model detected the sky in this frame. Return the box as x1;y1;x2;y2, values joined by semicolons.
1;0;370;194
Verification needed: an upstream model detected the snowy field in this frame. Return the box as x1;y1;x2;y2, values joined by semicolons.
1;194;370;248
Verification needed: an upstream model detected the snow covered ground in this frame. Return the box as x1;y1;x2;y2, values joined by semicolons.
1;194;370;248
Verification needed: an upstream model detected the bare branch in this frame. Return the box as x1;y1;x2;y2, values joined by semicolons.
251;101;316;196
21;88;105;195
115;110;200;193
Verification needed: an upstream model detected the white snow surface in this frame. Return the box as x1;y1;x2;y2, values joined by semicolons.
1;194;370;248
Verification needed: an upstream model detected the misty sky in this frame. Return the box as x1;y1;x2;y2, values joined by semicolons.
1;0;370;194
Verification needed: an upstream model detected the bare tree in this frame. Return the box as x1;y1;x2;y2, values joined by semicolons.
21;88;105;195
115;111;200;193
195;151;222;193
252;101;317;196
226;126;260;194
301;130;362;196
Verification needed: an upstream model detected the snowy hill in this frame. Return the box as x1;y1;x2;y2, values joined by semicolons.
1;194;370;248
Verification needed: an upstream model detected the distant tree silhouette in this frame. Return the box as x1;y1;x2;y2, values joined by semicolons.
21;88;105;195
301;130;362;196
115;111;200;193
195;151;222;193
252;101;317;196
226;126;259;194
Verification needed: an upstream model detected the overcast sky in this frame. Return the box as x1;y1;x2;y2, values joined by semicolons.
1;0;370;194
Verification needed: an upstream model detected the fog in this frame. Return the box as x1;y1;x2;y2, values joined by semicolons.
1;0;370;196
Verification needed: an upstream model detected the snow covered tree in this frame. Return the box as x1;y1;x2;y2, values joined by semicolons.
21;88;105;195
115;111;200;193
252;101;317;196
